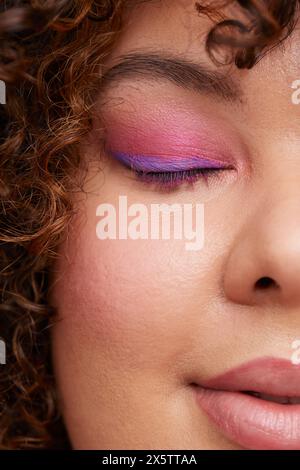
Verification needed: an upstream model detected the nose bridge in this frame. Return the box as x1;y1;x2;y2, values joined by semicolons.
250;130;300;216
254;126;300;171
256;194;300;267
253;130;300;228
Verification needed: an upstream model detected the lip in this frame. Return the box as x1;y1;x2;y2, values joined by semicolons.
193;357;300;450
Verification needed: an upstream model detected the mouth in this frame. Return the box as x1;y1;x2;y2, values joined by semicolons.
192;357;300;450
242;390;300;405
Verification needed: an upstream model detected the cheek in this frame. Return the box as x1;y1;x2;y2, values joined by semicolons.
48;181;234;382
49;203;201;373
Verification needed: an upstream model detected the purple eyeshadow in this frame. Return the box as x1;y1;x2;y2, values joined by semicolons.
109;151;227;172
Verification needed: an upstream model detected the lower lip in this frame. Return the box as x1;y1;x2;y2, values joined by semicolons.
194;386;300;450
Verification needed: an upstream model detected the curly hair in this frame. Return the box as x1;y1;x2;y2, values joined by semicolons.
0;0;298;450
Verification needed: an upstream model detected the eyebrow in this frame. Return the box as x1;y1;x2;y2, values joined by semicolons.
101;51;242;103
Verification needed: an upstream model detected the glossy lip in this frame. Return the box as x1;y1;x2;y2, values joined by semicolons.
193;357;300;450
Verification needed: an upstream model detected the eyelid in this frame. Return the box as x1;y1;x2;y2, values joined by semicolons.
107;149;232;172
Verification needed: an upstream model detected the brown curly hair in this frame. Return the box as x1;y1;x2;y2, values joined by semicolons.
0;0;298;450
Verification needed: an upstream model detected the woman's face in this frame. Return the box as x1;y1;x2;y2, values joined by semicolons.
49;0;300;450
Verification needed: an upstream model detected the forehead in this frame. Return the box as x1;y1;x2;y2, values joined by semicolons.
104;2;299;102
120;0;213;59
118;0;300;73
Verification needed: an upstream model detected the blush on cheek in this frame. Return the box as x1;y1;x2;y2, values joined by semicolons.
49;219;158;347
49;201;200;375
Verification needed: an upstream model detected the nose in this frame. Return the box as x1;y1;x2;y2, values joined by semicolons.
223;195;300;308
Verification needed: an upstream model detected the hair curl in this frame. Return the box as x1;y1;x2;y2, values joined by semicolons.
0;0;298;450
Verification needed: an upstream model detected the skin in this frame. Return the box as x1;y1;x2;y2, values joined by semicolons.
48;0;300;449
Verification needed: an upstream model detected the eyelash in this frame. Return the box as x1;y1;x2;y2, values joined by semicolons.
132;167;227;190
105;146;231;190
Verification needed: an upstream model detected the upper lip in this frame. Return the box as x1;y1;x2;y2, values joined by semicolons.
195;357;300;397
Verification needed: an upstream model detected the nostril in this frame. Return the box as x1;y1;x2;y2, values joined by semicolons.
255;276;279;290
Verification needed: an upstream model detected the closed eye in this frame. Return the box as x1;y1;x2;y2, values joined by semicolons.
133;167;228;190
106;148;234;191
